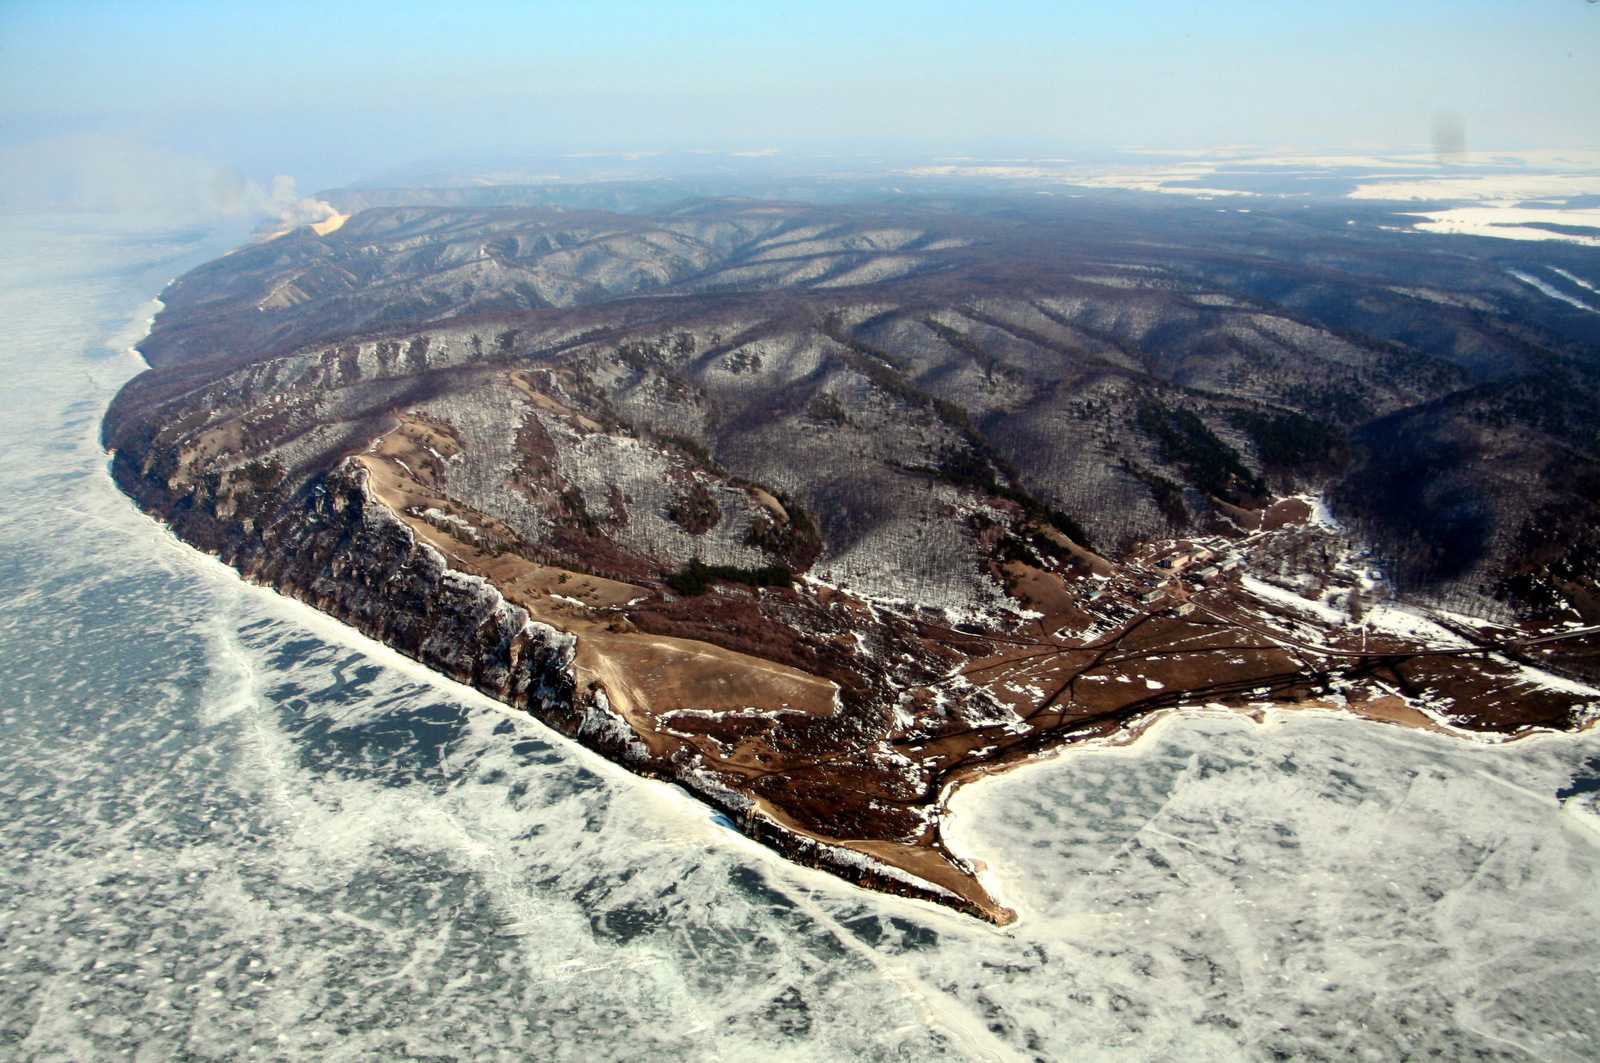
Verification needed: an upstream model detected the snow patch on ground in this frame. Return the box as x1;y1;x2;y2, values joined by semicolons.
1508;663;1600;699
1360;600;1476;649
1303;493;1343;532
1550;267;1600;295
1240;575;1352;628
1509;268;1600;313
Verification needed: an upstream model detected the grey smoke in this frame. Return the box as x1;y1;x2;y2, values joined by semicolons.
0;130;333;227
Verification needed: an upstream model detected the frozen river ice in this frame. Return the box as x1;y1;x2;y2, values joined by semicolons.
1;212;1598;1062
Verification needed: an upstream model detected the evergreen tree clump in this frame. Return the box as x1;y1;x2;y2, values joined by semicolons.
666;482;720;534
664;557;794;596
1137;403;1266;506
1227;409;1346;472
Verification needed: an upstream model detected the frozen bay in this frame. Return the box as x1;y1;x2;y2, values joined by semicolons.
1;213;1598;1062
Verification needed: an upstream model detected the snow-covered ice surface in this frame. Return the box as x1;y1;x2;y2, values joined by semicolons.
3;213;1599;1062
1340;167;1600;246
946;712;1600;1062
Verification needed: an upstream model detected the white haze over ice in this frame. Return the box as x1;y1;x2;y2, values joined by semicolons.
1;213;1598;1062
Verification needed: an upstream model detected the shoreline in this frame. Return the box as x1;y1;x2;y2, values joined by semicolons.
96;196;1600;926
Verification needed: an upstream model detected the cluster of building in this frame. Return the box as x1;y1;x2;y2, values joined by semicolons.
1074;540;1249;619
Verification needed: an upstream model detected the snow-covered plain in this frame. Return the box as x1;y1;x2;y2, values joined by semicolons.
3;213;1598;1062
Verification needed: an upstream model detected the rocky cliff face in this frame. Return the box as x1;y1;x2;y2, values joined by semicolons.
112;450;575;721
104;193;1600;920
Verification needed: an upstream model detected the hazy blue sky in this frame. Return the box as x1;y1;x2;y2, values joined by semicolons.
1;0;1595;208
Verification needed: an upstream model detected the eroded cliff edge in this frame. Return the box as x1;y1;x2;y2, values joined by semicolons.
105;196;1600;922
